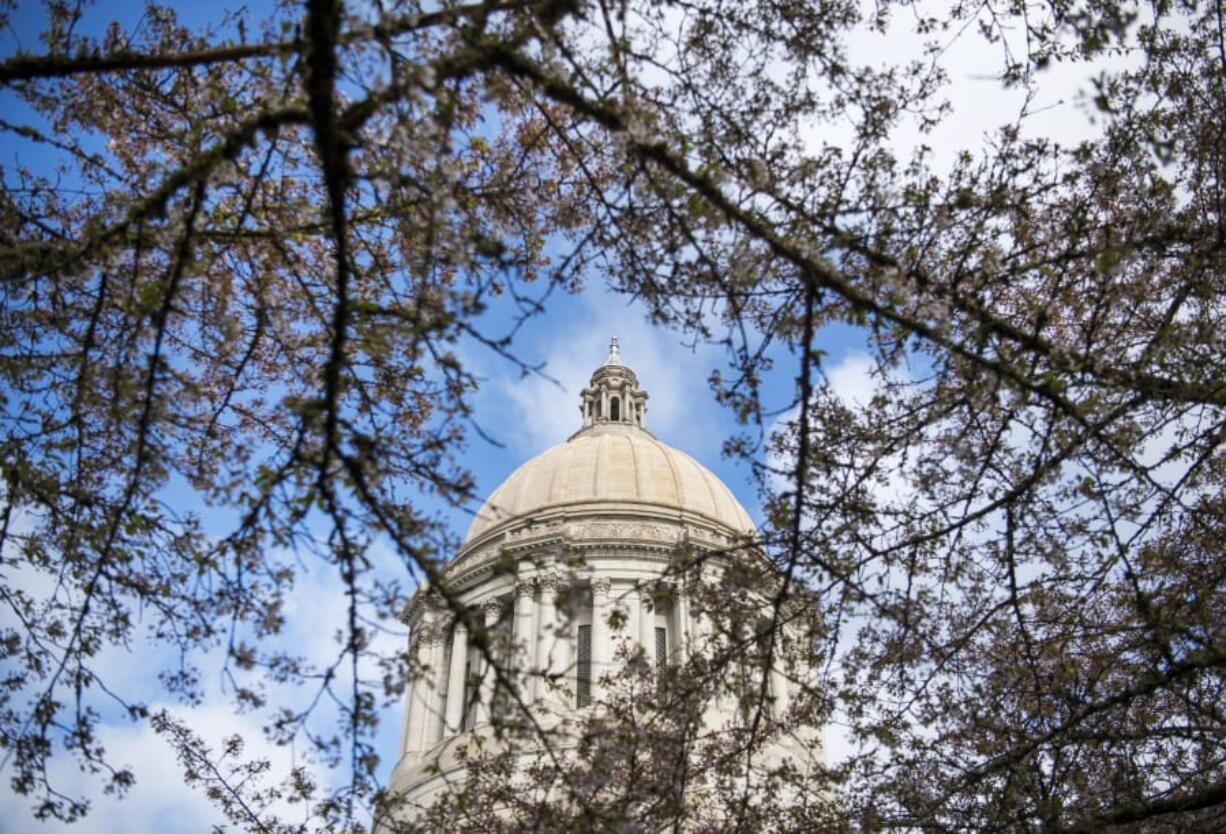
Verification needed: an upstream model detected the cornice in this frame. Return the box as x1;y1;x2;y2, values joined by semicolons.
400;506;765;622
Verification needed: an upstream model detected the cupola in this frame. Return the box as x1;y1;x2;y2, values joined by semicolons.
578;337;648;428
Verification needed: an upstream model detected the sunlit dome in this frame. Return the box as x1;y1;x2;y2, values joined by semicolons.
464;339;755;544
465;424;756;544
393;340;812;825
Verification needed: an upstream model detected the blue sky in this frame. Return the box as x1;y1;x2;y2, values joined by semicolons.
0;1;1113;829
0;5;835;823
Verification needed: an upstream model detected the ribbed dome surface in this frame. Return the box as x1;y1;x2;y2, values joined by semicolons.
465;424;755;544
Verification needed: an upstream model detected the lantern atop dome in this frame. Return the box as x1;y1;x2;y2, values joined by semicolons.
578;337;649;429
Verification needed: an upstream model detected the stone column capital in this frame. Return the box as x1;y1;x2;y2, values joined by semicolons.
538;571;567;598
416;627;447;650
514;578;536;598
591;576;612;599
481;597;505;621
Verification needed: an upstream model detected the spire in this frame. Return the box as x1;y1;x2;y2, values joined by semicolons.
577;338;648;431
604;336;624;366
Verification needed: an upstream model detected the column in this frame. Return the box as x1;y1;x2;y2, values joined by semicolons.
513;578;536;702
537;576;556;704
690;567;714;656
402;632;424;755
444;619;468;734
770;649;790;719
424;618;450;746
591;576;613;702
638;580;655;666
539;572;570;708
676;582;691;664
475;598;503;725
405;617;440;755
621;581;642;659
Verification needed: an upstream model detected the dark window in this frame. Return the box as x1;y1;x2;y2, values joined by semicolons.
655;626;668;693
461;645;479;731
610;396;620;421
577;624;592;707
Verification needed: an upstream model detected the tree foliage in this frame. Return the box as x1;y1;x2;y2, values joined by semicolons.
1;0;1225;830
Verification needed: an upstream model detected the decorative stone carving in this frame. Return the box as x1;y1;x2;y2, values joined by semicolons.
590;576;612;599
432;614;456;637
538;571;567;598
572;521;680;543
503;518;568;544
410;612;449;651
514;578;535;598
481;597;505;620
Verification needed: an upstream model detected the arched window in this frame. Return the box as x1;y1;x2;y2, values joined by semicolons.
610;396;620;421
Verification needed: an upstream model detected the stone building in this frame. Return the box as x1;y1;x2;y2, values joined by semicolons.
387;340;818;821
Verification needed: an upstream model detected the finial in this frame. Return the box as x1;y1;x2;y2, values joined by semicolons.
605;336;623;366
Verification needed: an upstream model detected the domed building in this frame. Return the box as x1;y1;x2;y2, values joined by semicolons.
387;340;819;823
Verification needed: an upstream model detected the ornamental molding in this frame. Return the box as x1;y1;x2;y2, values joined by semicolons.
401;587;444;626
424;511;764;612
467;510;748;557
572;520;679;544
411;624;446;652
502;518;568;544
537;571;568;596
442;560;501;595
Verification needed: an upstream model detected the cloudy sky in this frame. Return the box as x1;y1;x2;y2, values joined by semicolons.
0;1;1114;830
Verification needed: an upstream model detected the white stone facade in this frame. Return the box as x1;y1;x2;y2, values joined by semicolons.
387;341;817;822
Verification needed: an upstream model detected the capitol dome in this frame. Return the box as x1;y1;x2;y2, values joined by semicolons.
464;337;755;546
465;423;755;544
388;340;815;827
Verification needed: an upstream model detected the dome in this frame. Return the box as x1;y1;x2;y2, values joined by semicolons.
392;341;812;819
464;340;755;544
465;424;755;543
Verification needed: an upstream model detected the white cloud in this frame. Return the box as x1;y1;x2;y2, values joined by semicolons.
829;0;1130;178
825;352;879;410
0;701;321;834
485;293;726;458
0;535;406;834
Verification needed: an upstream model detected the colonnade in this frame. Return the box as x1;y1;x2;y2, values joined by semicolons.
401;566;798;760
402;570;686;757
